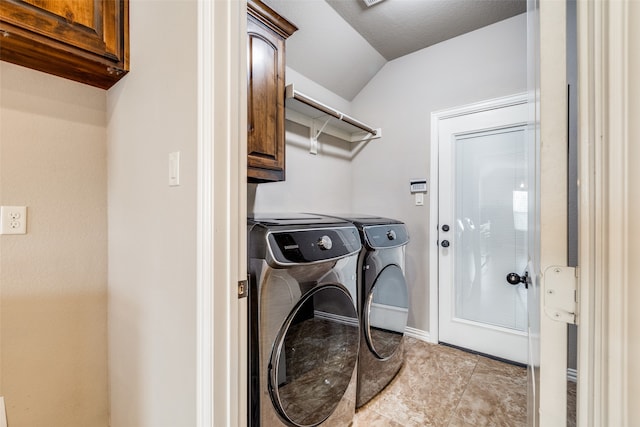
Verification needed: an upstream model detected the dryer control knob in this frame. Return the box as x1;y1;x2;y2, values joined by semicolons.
317;235;333;250
386;230;397;240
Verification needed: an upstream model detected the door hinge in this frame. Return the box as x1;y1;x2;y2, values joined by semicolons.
238;279;248;299
542;266;577;325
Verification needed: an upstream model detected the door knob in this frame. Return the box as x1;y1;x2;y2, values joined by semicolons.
441;240;450;248
506;271;529;288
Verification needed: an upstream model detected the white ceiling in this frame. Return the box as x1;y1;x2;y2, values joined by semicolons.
326;0;526;61
261;0;526;101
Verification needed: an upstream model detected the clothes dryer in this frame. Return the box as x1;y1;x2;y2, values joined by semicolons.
247;214;362;427
322;215;410;408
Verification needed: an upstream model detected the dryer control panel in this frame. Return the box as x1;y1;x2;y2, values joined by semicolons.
363;224;409;249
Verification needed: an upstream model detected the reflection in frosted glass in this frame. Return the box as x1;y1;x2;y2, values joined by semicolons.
367;265;408;358
512;190;528;231
453;127;527;331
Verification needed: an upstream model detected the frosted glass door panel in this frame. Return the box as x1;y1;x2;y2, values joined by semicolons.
453;127;527;331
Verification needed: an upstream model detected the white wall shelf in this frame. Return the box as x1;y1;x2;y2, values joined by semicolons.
285;84;381;154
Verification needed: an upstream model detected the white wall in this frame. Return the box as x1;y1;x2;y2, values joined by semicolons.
106;1;198;426
0;62;108;427
263;0;386;100
350;14;527;332
628;0;640;421
249;69;353;214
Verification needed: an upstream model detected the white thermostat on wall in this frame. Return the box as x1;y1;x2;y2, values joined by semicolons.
410;179;428;193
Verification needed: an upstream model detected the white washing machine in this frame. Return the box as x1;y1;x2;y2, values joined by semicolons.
248;214;362;426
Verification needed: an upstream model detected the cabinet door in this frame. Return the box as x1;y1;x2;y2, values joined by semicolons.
247;16;287;182
0;0;128;89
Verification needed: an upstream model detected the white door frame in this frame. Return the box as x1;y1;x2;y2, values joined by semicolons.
577;0;633;425
537;2;569;424
197;1;247;426
429;94;528;346
196;0;636;425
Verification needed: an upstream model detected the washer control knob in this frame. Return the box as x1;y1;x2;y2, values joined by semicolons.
386;230;397;240
317;235;333;250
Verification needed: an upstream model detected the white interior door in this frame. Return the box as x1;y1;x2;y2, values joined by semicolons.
437;98;529;364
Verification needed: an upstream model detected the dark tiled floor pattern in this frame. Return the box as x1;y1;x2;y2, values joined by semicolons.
353;337;528;427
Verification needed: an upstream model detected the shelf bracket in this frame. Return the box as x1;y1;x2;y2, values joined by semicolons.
350;128;383;143
309;117;332;155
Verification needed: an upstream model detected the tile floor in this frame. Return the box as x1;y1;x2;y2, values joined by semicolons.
352;337;527;427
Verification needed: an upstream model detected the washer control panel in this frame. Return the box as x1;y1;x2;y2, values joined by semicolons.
268;227;360;264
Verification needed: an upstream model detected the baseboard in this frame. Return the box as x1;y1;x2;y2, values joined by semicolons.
314;310;359;327
404;326;436;344
567;368;577;383
369;302;408;333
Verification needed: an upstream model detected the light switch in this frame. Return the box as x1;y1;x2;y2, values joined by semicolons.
415;193;424;206
169;151;180;186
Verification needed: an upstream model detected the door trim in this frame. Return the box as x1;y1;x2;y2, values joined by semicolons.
429;93;527;345
577;0;632;425
537;2;571;425
197;1;247;426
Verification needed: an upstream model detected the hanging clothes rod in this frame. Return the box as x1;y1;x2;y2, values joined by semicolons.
285;84;379;136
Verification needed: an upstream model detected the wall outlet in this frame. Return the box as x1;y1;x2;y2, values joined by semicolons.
0;206;27;234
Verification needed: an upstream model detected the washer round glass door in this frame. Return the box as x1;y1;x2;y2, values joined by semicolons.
269;284;359;427
364;264;409;359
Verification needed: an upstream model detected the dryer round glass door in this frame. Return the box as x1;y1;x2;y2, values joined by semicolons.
364;264;409;359
269;284;359;427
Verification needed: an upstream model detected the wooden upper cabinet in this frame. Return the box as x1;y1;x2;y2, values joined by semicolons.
247;0;296;183
0;0;129;89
